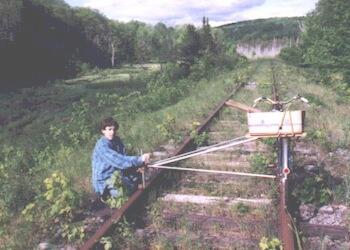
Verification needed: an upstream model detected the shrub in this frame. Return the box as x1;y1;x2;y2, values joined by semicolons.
21;172;81;242
0;145;34;213
292;168;333;206
156;113;182;143
77;62;92;76
259;236;282;250
249;153;274;174
279;46;304;66
233;202;250;214
104;171;128;208
307;128;331;150
190;121;208;147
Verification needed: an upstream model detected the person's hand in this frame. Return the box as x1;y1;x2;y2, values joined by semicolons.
136;166;145;173
141;153;151;164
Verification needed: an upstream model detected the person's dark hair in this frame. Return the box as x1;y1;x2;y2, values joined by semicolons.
100;117;119;131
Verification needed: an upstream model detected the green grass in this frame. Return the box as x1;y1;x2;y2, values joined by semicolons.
0;61;252;248
242;59;350;150
248;59;350;206
2;59;350;248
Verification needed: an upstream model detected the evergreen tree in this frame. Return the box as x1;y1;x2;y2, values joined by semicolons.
176;24;201;64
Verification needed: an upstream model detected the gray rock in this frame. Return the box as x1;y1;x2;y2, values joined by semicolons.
304;164;319;173
309;214;335;225
38;242;51;250
245;81;257;90
309;205;349;226
161;143;176;154
319;205;334;215
151;151;169;161
299;203;316;221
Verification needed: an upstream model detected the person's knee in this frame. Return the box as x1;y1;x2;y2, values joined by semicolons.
102;186;120;199
109;188;119;198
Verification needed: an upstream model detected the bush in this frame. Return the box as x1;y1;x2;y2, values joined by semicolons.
156;113;182;143
233;202;250;214
151;62;189;86
292;168;333;206
104;171;128;208
190;121;208;147
249;153;274;174
77;62;92;76
21;172;82;242
0;145;34;213
279;46;304;66
259;236;282;250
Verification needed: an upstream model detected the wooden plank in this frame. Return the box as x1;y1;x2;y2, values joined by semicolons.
299;222;350;240
225;100;261;113
161;194;271;206
247;133;306;138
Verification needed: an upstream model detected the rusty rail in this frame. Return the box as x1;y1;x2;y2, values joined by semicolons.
270;64;295;250
81;78;297;249
79;83;244;249
279;178;295;250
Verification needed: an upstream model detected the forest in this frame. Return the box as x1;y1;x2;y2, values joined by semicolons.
0;0;233;90
0;0;311;91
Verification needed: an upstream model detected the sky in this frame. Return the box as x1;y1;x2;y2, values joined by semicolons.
65;0;318;27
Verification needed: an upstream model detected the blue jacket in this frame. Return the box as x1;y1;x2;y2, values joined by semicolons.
91;136;143;195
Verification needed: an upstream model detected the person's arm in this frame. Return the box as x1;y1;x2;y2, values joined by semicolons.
97;139;143;170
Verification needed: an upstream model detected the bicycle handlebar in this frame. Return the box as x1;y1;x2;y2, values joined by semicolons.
253;94;309;108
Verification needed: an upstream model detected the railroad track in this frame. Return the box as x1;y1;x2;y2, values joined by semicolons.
80;81;298;249
141;113;279;249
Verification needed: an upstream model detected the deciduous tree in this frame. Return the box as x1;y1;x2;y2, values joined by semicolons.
303;0;350;83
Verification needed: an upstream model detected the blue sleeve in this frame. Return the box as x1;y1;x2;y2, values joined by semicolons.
96;139;143;170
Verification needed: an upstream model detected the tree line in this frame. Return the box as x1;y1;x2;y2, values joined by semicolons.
0;0;229;90
280;0;350;86
219;17;303;42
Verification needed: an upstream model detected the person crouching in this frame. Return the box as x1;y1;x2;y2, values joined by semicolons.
91;117;150;199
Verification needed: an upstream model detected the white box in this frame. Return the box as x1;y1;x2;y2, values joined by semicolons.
247;111;305;136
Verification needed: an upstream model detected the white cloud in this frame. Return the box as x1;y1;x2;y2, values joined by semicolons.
66;0;318;26
240;0;317;20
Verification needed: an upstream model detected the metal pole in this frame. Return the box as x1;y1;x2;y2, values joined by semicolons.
279;137;295;250
153;136;247;165
282;138;289;173
142;169;145;189
148;164;276;179
152;137;258;166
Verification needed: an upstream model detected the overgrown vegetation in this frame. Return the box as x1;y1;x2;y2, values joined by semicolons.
280;0;350;89
259;236;282;250
0;47;250;248
219;17;303;42
2;0;350;247
292;167;333;206
249;153;275;175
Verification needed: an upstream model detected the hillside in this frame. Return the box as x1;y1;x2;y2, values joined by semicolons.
218;17;303;42
218;17;304;59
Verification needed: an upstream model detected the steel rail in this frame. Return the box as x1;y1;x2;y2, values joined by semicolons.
269;63;295;250
79;83;245;250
